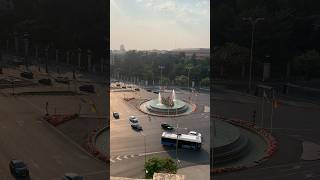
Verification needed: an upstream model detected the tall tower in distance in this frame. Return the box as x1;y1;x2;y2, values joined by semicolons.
120;44;125;52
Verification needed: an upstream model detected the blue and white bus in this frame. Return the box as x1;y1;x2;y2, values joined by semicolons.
161;132;202;150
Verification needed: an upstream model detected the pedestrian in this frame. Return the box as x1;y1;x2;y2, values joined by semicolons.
252;110;256;124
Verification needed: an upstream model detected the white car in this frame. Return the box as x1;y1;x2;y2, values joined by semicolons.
129;116;139;125
189;131;201;137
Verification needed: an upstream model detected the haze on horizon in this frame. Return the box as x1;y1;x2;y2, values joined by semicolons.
110;0;210;51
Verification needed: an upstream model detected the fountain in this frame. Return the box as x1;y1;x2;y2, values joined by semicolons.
139;89;193;116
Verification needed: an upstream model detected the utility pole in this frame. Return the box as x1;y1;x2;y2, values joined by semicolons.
242;17;264;93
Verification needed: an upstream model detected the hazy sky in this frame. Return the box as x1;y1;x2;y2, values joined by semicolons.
110;0;210;50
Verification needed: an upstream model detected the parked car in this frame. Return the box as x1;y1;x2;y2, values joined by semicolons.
161;123;174;130
38;78;52;85
116;84;120;87
127;86;132;88
131;123;143;131
62;173;84;180
113;112;120;119
122;86;126;89
9;160;29;178
146;89;152;92
55;76;69;84
188;131;202;137
20;71;33;79
79;84;95;93
153;91;159;94
129;116;139;124
135;88;140;91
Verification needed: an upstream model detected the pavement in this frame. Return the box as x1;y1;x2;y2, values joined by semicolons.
178;164;209;180
0;61;108;179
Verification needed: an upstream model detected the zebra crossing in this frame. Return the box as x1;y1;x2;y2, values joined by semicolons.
110;150;168;163
110;154;142;163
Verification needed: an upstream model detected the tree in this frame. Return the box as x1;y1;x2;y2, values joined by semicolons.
201;77;210;87
144;157;177;179
175;75;188;86
293;49;320;79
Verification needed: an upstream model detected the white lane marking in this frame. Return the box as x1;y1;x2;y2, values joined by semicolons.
18;96;44;113
110;158;116;163
116;156;122;161
124;155;129;159
130;154;135;158
204;106;210;112
30;159;40;169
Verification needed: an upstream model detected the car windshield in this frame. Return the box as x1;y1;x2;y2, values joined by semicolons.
14;162;25;168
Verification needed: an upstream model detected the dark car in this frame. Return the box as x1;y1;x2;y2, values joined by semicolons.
79;84;95;93
9;160;29;178
116;84;120;87
135;88;140;91
161;123;174;130
146;89;152;92
131;124;143;131
55;76;69;84
113;112;120;119
127;86;132;88
20;72;33;79
122;86;126;89
62;173;84;180
153;91;159;94
38;78;52;85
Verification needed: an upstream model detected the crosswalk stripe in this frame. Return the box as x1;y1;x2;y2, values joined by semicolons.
116;156;122;161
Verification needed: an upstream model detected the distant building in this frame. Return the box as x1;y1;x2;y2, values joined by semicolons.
120;44;125;52
110;49;125;65
172;48;210;60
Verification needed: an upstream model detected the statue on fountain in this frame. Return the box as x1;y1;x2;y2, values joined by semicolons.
161;90;175;107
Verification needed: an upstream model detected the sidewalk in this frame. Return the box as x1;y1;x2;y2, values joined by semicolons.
177;164;210;180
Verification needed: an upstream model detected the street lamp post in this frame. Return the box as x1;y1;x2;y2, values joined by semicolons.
186;66;192;91
159;65;165;92
45;47;49;73
24;33;30;70
242;17;264;93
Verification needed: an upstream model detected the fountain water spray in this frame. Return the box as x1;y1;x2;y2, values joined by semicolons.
172;89;176;101
158;92;162;105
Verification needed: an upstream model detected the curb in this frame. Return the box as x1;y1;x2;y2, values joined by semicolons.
85;126;109;163
135;99;196;117
212;115;277;174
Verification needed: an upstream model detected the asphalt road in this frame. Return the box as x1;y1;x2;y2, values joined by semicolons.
212;87;320;180
0;66;108;180
110;86;210;178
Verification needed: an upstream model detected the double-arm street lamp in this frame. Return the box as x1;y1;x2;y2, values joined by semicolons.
242;17;264;93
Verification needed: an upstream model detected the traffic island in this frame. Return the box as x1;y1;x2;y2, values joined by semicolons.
44;113;78;126
85;127;109;162
212;115;277;174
